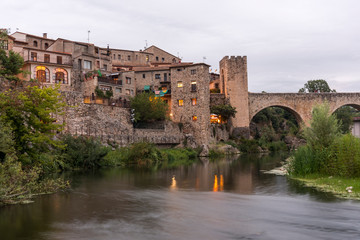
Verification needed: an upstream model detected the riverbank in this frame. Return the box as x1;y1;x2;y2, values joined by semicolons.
291;174;360;200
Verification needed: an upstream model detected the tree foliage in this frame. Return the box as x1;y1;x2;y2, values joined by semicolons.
210;104;237;122
130;92;168;122
303;103;341;149
0;84;66;163
333;106;358;134
298;79;336;93
0;50;24;80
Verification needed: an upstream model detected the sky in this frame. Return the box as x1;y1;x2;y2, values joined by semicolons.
2;0;360;92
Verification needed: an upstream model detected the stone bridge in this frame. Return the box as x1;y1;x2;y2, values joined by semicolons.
249;92;360;125
219;56;360;136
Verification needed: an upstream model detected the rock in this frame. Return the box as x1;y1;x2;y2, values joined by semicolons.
218;144;240;155
199;144;210;157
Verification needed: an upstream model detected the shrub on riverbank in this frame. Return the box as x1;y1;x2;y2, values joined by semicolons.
103;142;198;168
289;103;360;178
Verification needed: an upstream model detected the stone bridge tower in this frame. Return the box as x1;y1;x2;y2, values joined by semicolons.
220;56;250;137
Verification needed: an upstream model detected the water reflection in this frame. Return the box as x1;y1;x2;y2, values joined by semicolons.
1;152;360;240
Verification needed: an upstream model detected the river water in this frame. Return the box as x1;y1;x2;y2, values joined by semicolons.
1;153;360;240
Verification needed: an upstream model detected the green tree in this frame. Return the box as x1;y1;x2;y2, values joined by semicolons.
130;92;168;122
299;79;336;93
0;84;66;163
333;106;357;134
210;104;237;122
0;50;24;80
303;103;341;149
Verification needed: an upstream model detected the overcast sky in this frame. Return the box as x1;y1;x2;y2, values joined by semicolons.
3;0;360;92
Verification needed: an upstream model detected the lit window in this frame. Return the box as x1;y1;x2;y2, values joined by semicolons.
84;60;92;69
177;81;183;88
54;68;68;84
178;99;183;106
191;98;197;105
35;66;50;83
126;89;130;95
192;116;198;121
31;52;37;61
146;55;149;62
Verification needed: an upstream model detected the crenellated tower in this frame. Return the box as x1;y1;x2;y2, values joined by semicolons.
220;56;250;138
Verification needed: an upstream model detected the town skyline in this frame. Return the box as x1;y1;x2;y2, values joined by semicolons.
3;0;360;93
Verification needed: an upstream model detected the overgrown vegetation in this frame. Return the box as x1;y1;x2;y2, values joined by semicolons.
210;104;237;122
289;103;360;178
130;92;168;122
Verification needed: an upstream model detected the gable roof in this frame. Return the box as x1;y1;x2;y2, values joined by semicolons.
144;45;180;60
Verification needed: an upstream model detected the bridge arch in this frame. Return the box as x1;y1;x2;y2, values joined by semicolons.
250;105;303;126
330;103;360;115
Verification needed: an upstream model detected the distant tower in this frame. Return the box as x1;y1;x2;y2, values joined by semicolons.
219;56;250;138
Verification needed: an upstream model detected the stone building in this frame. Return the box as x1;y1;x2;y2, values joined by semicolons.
10;32;73;91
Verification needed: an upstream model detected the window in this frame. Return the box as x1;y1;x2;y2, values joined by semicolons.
162;57;165;62
44;54;50;63
164;73;167;81
35;66;50;83
142;74;146;78
103;64;107;71
191;80;197;92
155;74;161;79
0;40;8;50
191;98;197;106
215;83;219;89
146;55;149;62
192;116;198;121
100;85;111;91
84;60;92;69
113;54;115;59
118;54;121;60
54;68;68;84
136;55;138;60
57;56;62;64
127;55;131;61
31;52;37;61
116;88;122;93
131;90;134;95
96;60;100;68
177;81;183;88
126;77;131;84
44;43;49;49
156;56;159;61
178;99;183;106
177;68;182;72
191;69;197;75
126;89;130;95
33;41;38;47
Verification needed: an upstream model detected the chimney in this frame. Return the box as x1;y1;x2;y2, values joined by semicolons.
43;33;47;38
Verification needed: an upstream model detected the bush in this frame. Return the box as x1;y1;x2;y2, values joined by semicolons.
61;135;110;169
266;141;288;152
239;139;260;153
130;92;168;122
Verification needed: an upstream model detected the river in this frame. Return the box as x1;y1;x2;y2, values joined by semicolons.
1;153;360;240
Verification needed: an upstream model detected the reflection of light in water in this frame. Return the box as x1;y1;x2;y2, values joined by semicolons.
220;174;224;191
213;175;218;192
213;174;224;192
171;175;177;190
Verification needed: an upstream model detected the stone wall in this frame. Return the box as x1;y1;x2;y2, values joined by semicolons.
210;93;227;107
60;91;183;146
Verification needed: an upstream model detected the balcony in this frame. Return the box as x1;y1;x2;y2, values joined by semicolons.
98;76;123;86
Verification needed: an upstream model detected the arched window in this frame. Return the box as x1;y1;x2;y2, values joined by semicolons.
44;43;49;49
34;66;50;83
33;41;38;47
54;68;68;84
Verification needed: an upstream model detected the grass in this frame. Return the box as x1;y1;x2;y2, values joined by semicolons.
291;174;360;200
